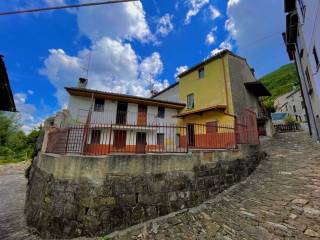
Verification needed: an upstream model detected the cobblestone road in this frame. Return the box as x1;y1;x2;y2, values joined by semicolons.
107;132;320;240
1;132;320;240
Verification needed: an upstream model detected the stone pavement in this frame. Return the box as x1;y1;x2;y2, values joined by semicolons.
0;161;38;240
105;132;320;240
1;132;320;240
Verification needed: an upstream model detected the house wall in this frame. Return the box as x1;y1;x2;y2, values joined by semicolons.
178;55;234;126
67;95;178;126
152;84;180;103
292;0;320;140
227;55;261;117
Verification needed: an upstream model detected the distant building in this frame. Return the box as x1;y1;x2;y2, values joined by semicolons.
0;55;16;112
283;0;320;140
274;89;307;122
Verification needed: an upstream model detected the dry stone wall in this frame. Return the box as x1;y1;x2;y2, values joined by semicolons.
25;146;265;239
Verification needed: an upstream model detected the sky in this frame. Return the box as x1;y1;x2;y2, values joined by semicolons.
0;0;291;132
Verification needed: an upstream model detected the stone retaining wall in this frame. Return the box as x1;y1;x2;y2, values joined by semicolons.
25;146;265;239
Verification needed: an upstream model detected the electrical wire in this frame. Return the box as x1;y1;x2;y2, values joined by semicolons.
0;0;139;16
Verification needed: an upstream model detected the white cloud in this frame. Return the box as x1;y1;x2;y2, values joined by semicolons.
226;0;288;76
225;18;237;37
76;0;152;42
40;38;168;106
206;32;215;45
205;26;217;45
27;90;34;95
14;92;40;133
156;14;174;37
227;0;240;9
174;65;188;79
209;5;221;20
210;37;233;56
184;0;209;25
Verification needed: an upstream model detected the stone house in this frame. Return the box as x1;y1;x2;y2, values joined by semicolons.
274;89;307;122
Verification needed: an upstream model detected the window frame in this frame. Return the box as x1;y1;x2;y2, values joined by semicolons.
157;106;165;118
313;46;320;71
187;93;194;110
305;67;313;94
206;121;218;134
94;98;105;112
198;67;205;79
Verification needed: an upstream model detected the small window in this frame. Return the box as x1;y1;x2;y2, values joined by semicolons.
313;46;319;69
301;101;305;109
198;67;205;79
157;133;164;145
305;67;313;93
91;130;101;144
157;107;165;118
94;98;104;112
293;105;296;113
299;48;304;58
187;93;194;109
206;121;218;134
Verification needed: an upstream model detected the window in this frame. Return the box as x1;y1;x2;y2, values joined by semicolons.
301;101;305;109
198;67;205;79
293;105;296;113
299;48;304;58
187;93;194;109
313;46;319;70
157;133;164;145
157;106;165;118
91;130;101;144
305;67;313;93
206;121;218;134
94;98;104;112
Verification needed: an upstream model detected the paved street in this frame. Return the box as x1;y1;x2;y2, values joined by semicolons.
108;132;320;240
1;132;320;239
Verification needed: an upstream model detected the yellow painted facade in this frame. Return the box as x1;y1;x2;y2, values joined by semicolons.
178;54;235;127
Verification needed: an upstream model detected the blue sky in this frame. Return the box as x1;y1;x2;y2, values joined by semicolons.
0;0;290;132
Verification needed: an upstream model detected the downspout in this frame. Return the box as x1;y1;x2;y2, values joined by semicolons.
220;53;230;114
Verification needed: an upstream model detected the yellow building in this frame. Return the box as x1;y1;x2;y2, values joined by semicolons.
152;50;272;145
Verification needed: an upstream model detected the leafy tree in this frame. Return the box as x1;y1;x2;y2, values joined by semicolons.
0;111;41;163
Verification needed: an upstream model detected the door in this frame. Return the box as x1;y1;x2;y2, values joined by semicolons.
113;130;126;149
116;102;128;124
137;104;147;125
187;124;195;147
136;132;146;153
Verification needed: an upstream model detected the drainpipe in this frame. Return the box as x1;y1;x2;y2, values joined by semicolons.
219;53;230;114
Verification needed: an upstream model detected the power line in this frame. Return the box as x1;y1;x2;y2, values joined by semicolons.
0;0;140;16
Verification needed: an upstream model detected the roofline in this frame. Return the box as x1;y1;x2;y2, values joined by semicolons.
151;81;179;98
178;49;247;78
65;87;185;109
0;55;16;112
286;88;300;98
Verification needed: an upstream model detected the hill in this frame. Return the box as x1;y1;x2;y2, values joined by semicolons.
259;63;300;111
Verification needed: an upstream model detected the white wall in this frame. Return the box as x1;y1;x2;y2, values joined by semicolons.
152;84;180;103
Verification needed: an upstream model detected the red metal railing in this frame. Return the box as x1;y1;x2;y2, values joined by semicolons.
46;121;259;156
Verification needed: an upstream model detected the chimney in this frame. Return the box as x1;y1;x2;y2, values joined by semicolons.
78;77;88;88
